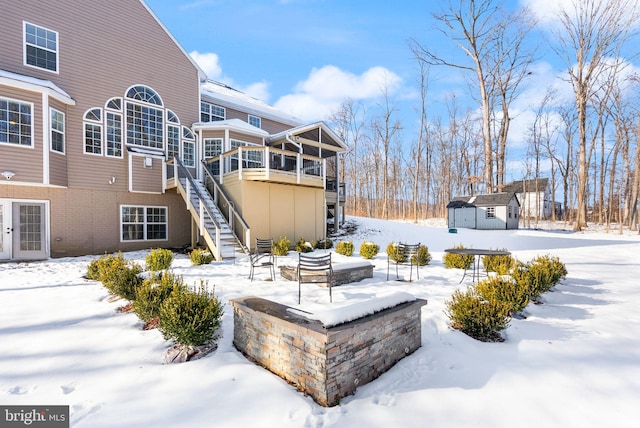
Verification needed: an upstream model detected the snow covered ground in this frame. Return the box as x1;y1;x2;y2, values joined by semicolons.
1;216;639;427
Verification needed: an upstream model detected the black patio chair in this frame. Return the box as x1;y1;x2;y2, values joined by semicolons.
249;238;275;281
297;252;333;304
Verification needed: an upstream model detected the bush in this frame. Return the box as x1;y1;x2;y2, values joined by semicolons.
475;276;529;316
512;255;567;299
86;253;116;281
295;237;314;253
445;287;511;342
158;281;224;347
443;244;474;269
359;242;379;259
386;242;407;263
482;251;516;275
335;240;354;256
313;238;333;250
99;254;143;301
272;236;290;256
146;248;174;271
189;248;213;266
133;272;186;322
413;245;432;266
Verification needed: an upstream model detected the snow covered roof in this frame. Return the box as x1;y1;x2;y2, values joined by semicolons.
0;69;75;105
192;118;269;138
201;80;302;128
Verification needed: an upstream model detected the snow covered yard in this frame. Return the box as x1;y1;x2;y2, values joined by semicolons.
2;216;640;427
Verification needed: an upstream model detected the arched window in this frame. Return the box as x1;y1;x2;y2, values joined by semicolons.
125;85;163;150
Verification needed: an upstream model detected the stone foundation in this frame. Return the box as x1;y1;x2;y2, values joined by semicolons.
230;295;427;406
279;261;374;286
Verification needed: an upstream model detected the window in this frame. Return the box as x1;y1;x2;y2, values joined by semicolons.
121;206;167;241
231;139;262;168
182;140;195;167
508;206;512;219
201;102;225;122
167;125;180;160
106;112;122;157
204;138;223;158
126;86;162;105
126;102;163;149
0;98;32;146
24;22;58;72
486;207;496;219
83;109;102;155
248;115;261;128
50;108;64;153
106;97;122;111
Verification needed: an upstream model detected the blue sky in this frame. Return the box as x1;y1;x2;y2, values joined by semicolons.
144;0;638;180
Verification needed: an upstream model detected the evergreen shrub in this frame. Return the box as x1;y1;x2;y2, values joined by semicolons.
359;242;379;259
443;244;474;269
335;240;354;256
99;254;143;301
295;237;314;253
189;248;214;266
482;251;516;275
475;276;529;316
272;236;290;256
146;248;174;271
413;245;432;266
445;287;511;342
133;272;186;322
386;242;407;263
313;238;333;250
158;281;224;347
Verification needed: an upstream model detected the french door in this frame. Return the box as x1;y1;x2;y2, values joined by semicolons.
0;199;48;260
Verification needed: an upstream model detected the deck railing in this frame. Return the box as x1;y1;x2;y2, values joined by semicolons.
204;146;325;186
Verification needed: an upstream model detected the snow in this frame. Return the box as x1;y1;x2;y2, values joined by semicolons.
2;216;640;427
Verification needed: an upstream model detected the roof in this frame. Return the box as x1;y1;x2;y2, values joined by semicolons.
503;178;549;194
268;122;347;157
0;69;75;105
201;80;302;128
447;192;519;208
192;118;270;138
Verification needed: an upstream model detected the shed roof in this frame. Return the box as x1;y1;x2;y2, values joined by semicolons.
447;192;519;208
502;178;548;194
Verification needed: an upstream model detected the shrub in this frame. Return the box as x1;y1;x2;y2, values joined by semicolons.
443;244;474;269
146;248;173;272
86;253;115;281
359;242;379;259
445;287;511;342
295;237;314;253
158;281;224;347
335;240;354;256
272;236;290;256
475;276;530;316
482;251;516;275
99;254;143;301
133;272;186;322
189;248;214;266
313;238;333;250
386;242;407;263
413;245;432;266
512;255;567;300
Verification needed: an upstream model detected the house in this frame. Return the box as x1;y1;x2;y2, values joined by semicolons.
502;178;552;220
447;193;520;230
0;0;345;261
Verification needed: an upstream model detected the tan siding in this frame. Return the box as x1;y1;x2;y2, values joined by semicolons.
200;130;226;140
225;106;247;122
131;155;163;193
229;131;263;145
2;0;200;191
261;117;294;134
0;86;43;183
48;99;68;186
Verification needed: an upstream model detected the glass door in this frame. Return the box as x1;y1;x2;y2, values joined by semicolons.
12;202;47;260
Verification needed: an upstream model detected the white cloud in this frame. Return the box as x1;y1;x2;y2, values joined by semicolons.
189;50;223;80
275;65;402;121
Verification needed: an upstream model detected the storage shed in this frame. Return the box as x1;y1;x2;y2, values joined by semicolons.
447;193;520;230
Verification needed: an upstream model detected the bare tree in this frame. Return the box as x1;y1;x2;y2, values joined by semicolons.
551;0;639;230
412;0;534;193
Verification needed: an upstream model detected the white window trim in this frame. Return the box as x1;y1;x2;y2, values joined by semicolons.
0;96;34;149
83;122;103;156
486;207;496;219
49;107;65;154
105;111;123;159
23;21;59;74
182;140;195;167
248;114;261;128
120;205;168;242
201;101;225;121
204;138;223;158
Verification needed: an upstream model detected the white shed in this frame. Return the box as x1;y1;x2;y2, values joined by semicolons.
447;193;520;230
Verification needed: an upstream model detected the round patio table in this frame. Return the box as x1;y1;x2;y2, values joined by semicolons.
444;248;511;283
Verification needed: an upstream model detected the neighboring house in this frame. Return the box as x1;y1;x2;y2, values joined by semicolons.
0;0;345;261
502;178;552;220
447;193;520;230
